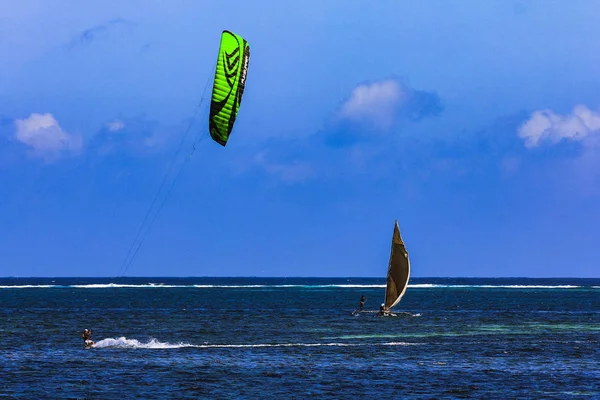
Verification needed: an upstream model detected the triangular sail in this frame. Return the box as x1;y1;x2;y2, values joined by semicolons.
384;220;411;309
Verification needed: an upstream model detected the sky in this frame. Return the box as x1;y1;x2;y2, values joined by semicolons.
1;0;599;278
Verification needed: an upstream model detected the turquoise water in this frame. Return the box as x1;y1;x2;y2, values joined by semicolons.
1;277;599;399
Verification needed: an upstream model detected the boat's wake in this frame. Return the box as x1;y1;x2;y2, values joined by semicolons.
92;336;420;349
93;337;191;349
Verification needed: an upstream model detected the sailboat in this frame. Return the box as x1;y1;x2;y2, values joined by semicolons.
354;220;411;316
379;220;411;317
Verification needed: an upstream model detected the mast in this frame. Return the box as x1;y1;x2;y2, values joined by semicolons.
384;220;411;309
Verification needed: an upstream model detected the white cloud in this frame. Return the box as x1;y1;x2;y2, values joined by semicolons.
338;79;405;129
14;113;82;161
106;119;125;132
518;105;600;148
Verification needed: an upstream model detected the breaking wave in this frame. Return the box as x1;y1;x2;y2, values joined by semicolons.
0;283;587;289
410;284;581;289
0;284;384;289
0;285;57;289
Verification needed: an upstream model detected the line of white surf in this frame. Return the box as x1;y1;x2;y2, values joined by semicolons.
0;284;385;289
0;283;587;289
92;337;420;349
411;284;582;289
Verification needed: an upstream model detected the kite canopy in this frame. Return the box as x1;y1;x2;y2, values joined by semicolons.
209;30;250;146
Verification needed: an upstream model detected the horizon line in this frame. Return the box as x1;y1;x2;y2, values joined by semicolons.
1;276;598;279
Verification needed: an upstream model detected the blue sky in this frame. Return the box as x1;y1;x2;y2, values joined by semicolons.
1;1;599;277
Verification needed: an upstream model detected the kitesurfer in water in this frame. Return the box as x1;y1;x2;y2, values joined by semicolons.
359;295;365;311
82;329;94;347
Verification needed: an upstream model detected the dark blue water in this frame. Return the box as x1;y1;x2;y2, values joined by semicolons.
1;277;599;399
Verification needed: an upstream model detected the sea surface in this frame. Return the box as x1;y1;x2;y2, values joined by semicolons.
1;277;599;399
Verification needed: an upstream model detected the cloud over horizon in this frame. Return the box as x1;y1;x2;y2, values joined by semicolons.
336;78;443;131
5;112;198;163
248;79;443;182
14;113;82;162
518;105;600;148
339;80;404;130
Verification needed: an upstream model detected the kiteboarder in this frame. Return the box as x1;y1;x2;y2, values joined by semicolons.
81;328;94;348
359;295;365;311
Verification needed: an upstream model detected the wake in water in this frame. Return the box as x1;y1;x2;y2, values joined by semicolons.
93;337;420;349
94;337;193;349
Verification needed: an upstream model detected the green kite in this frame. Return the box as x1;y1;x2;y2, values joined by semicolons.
209;30;250;146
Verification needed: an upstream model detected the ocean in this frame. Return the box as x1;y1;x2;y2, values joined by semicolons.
1;277;599;399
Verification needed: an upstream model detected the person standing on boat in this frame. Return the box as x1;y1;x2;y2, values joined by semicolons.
378;303;389;316
359;295;365;311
